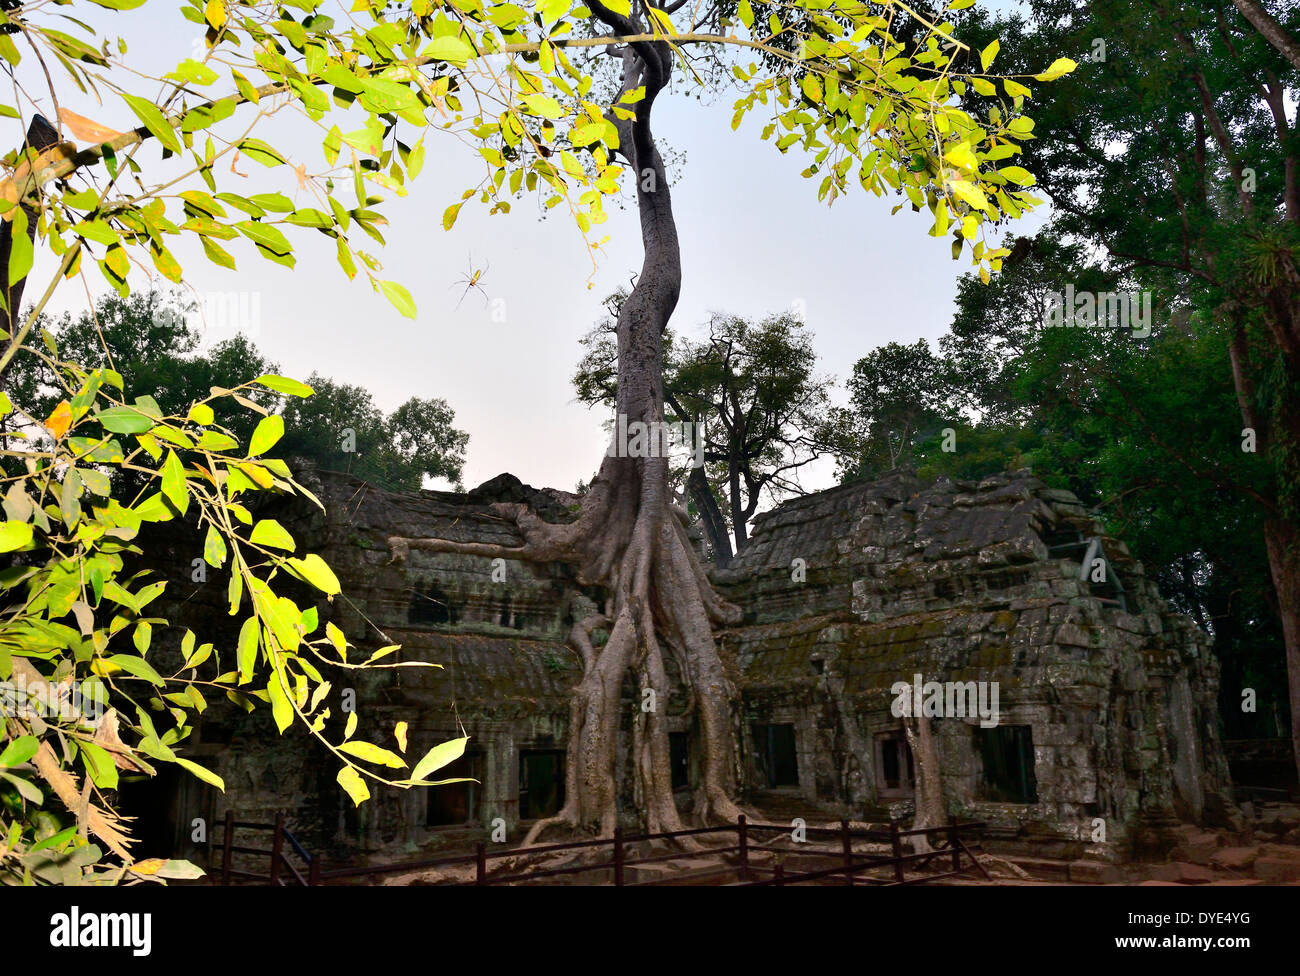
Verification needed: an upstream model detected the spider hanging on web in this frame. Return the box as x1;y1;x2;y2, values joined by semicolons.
452;255;490;309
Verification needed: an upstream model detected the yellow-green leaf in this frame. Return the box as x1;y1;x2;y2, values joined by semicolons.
1034;58;1078;82
411;735;468;782
338;740;406;768
980;39;1000;72
337;765;369;805
249;519;295;551
248;414;284;456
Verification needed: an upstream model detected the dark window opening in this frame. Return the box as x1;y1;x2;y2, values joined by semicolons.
519;749;565;819
116;765;183;858
976;725;1038;803
426;750;481;826
874;731;914;796
669;732;690;790
408;582;456;626
810;659;825;675
752;724;799;788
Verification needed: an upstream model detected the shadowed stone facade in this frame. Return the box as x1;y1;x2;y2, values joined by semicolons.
145;467;1234;863
714;470;1234;860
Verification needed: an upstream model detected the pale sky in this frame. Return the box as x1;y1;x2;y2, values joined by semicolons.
23;0;1039;497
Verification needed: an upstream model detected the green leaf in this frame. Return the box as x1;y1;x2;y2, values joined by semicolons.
0;521;33;553
0;771;42;804
107;654;165;686
249;519;295;550
80;742;119;789
236;221;292;257
97;405;153;434
380;280;417;319
520;93;563;119
175;756;225;791
411;735;468;782
285;554;341;596
267;672;293;733
8;211;32;287
133;620;152;654
187;403;215;425
151;859;207;879
236;138;287;167
248;415;284;456
203;525;228;567
121;93;183;155
197;430;240;452
255;374;314;397
237;616;259;682
1034;57;1078;82
0;735;39;767
980;40;1000;72
337;765;370;805
160;449;189;515
422;35;474;66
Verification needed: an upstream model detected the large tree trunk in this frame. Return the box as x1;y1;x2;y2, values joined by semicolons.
1231;0;1300;72
1228;316;1300;783
1263;518;1300;784
687;465;733;568
902;713;945;855
390;23;745;840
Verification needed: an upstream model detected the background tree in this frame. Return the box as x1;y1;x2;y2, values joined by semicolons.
828;338;946;479
969;0;1300;777
4;292;469;492
279;374;468;490
575;301;830;563
2;291;278;448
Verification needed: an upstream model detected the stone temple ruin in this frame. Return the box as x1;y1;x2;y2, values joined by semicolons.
146;467;1235;864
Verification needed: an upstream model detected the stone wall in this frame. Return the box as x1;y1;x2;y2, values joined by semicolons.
715;470;1234;859
143;467;1234;863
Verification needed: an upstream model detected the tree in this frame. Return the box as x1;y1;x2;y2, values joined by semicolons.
4;293;469;492
832;338;946;478
977;0;1300;781
280;374;468;490
943;227;1288;737
575;301;830;563
2;291;279;448
386;1;1075;838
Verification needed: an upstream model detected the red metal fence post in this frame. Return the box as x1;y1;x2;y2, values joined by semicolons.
309;855;322;886
773;862;785;886
220;810;234;886
475;842;487;885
